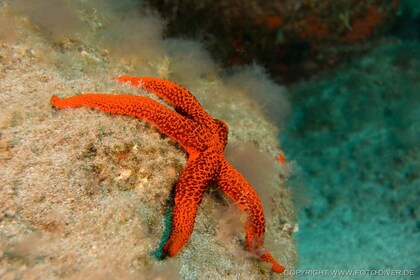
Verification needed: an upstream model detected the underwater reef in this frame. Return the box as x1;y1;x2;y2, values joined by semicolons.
0;0;296;279
2;0;417;279
149;0;400;82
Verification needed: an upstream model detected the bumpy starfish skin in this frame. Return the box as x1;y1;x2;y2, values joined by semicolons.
50;76;285;273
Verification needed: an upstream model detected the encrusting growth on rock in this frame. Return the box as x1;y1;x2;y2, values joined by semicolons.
50;76;285;273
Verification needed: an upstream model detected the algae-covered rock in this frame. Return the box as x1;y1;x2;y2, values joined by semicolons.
0;1;297;279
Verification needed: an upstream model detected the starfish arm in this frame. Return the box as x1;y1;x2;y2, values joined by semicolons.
114;76;216;126
162;151;218;257
50;94;206;151
217;158;285;273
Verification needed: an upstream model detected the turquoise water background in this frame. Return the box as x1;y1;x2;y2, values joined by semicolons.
280;3;419;279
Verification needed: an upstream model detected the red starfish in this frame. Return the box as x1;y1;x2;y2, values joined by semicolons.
50;76;285;273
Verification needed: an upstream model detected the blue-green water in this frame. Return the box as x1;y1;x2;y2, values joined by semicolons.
280;28;419;280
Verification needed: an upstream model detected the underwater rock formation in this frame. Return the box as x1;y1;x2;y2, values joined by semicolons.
149;0;400;82
0;0;296;279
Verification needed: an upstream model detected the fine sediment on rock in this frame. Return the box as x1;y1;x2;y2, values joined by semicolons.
0;1;297;279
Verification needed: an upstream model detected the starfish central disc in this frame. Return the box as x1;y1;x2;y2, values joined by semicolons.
50;76;285;274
